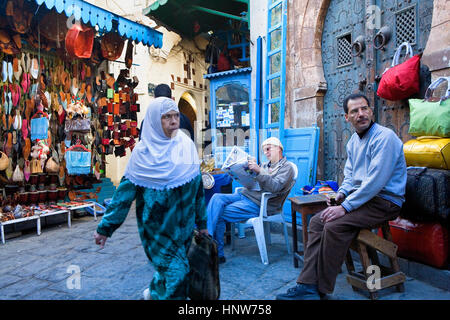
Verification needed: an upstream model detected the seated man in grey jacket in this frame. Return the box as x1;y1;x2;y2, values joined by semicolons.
276;93;406;300
206;137;295;263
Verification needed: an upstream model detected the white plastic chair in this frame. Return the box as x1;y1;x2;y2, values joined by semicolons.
230;162;298;265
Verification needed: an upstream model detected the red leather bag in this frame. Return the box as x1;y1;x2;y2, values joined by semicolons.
380;217;448;268
377;42;420;101
65;24;94;59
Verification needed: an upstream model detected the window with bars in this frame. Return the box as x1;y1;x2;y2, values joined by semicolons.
395;5;416;46
337;33;352;67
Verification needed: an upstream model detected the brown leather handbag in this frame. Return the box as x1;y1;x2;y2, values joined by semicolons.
30;158;43;174
65;24;95;59
5;0;33;34
101;32;125;61
0;152;9;171
45;157;60;173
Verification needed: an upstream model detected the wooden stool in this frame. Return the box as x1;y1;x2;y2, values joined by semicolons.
345;221;406;300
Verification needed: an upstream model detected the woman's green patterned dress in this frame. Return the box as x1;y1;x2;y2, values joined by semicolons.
96;174;207;300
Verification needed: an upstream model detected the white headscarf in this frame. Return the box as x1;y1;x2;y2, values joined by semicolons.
123;97;200;190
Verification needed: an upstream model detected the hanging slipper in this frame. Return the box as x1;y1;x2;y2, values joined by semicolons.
2;60;7;82
80;63;85;81
25;99;32;122
7;61;13;83
64;75;71;93
53;64;60;86
13;113;21;130
5;158;13;180
86;65;91;78
23;138;31;159
30;83;38;97
13;56;22;81
24;159;31;182
79;82;86;99
71;77;78;97
21;72;29;94
6;92;12;115
45;91;51;109
86;84;93;104
20;53;26;72
30;57;39;79
22;118;28;139
57;105;65;125
5;132;13;157
25;53;31;72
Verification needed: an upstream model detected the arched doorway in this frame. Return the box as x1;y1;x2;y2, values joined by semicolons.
178;91;197;130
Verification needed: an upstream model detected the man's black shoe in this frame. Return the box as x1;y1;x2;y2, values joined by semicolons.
218;256;226;264
275;283;320;300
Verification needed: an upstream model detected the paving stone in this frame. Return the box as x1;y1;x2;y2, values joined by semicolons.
0;278;50;299
0;274;23;289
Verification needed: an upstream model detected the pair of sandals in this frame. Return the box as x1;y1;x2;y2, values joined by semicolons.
2;88;13;115
2;60;13;83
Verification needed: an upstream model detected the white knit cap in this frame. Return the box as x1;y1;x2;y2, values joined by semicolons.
262;137;283;150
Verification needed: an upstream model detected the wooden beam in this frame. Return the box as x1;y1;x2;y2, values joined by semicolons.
357;229;398;259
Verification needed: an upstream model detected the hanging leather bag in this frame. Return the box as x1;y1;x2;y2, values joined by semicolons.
100;32;125;61
30;158;43;174
408;77;450;138
65;24;95;59
377;42;420;101
45;157;60;173
0;151;10;171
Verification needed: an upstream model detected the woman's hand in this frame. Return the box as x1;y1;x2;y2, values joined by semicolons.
94;231;108;249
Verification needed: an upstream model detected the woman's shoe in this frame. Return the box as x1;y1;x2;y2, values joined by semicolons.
142;288;151;300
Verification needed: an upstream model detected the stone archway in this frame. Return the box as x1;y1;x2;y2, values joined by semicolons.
286;0;331;180
178;91;197;130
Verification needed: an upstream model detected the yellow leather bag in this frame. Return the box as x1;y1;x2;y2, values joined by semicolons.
403;137;450;169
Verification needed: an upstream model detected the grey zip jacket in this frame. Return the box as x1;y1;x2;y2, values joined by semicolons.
241;157;295;214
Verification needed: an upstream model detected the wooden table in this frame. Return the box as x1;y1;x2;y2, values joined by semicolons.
289;194;329;268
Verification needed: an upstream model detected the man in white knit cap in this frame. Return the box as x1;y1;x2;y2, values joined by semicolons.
206;137;296;263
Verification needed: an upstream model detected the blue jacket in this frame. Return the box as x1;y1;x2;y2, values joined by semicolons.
338;123;407;212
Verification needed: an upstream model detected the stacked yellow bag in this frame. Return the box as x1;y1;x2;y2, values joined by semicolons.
403;137;450;169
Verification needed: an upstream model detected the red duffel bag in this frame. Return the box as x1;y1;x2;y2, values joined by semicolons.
377;42;420;101
379;217;448;268
65;24;94;59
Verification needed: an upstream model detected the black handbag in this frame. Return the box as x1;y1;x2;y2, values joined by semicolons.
187;230;220;300
400;167;450;223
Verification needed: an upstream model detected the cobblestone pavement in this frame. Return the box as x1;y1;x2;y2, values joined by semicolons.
0;204;449;300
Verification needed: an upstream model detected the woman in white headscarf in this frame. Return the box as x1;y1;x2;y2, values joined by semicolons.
94;97;208;300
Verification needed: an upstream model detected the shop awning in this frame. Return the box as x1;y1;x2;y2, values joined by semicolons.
203;67;252;80
143;0;248;38
27;0;163;48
